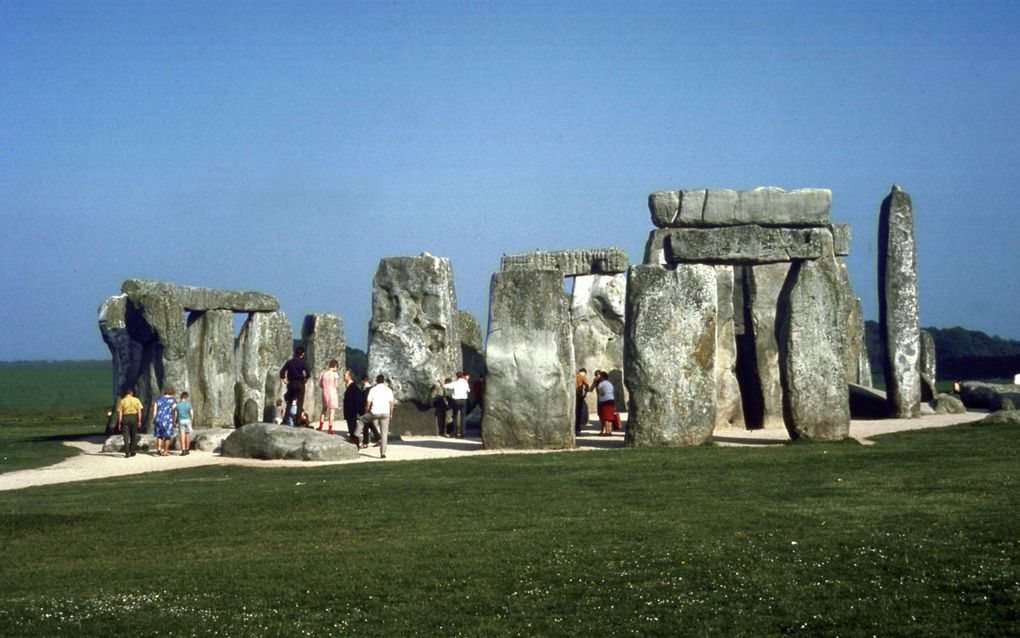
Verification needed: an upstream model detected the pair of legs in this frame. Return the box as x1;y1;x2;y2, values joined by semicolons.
575;397;589;435
284;385;305;425
179;421;192;455
449;399;467;437
120;414;140;457
355;414;389;457
597;402;616;436
434;400;448;436
156;437;171;456
318;406;335;433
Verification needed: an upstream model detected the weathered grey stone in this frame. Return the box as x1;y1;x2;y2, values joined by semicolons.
642;229;670;266
977;409;1020;426
186;309;235;427
500;248;628;277
932;393;967;415
123;297;189;426
834;262;863;386
122;279;278;312
102;434;157;454
666;226;834;264
624;264;717;446
368;255;462;411
878;185;922;418
831;223;851;256
748;262;793;429
713;266;745;429
483;270;574;449
919;330;937;402
234;311;292;425
190;428;234;452
778;248;851;440
959;381;1020;411
98;295;143;409
858;343;873;388
458;310;486;379
572;274;627;414
649;187;831;228
301;313;346;419
221;423;359;461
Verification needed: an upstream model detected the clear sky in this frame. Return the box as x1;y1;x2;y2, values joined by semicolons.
2;1;1018;361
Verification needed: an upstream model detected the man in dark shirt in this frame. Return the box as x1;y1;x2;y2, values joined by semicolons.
342;369;364;444
279;347;310;426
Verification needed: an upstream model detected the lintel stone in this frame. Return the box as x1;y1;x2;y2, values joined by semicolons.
500;248;628;277
122;279;279;312
665;226;833;264
649;187;831;228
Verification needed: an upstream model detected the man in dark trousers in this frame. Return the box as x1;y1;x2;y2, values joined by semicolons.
279;347;310;426
358;374;380;447
342;369;364;445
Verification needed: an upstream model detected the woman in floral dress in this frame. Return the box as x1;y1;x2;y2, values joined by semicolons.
318;359;341;434
151;387;177;457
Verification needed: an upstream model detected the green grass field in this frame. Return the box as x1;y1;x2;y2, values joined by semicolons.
0;362;1017;636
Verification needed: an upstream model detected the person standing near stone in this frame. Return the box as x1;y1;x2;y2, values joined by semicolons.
342;369;364;444
273;398;284;424
443;372;471;438
362;375;395;458
431;378;451;436
358;374;380;447
318;359;340;434
594;371;617;436
279;347;310;426
116;387;143;458
176;391;193;456
575;368;590;436
151;387;177;457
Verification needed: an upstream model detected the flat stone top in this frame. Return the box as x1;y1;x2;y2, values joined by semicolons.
649;187;831;228
665;226;834;265
122;279;279;312
499;248;628;277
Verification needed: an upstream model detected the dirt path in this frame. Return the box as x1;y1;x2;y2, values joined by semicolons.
0;412;983;492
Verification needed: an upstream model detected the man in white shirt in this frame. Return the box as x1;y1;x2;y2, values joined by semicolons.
443;372;471;438
360;375;395;458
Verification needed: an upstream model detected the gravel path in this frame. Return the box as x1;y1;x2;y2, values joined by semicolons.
0;411;983;492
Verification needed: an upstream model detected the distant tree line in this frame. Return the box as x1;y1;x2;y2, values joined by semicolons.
865;321;1020;381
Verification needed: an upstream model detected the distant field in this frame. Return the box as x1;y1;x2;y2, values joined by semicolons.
0;360;110;410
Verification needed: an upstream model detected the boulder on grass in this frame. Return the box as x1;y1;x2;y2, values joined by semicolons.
221;423;359;461
190;428;235;452
959;381;1020;411
931;393;967;415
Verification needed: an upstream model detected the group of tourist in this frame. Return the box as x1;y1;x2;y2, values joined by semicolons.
575;368;622;436
115;386;192;458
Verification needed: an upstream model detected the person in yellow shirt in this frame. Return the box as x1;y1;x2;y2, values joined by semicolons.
117;387;144;458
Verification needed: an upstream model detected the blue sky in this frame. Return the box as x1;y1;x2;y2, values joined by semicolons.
1;1;1018;360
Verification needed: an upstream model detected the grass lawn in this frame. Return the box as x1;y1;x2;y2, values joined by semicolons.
0;420;1016;636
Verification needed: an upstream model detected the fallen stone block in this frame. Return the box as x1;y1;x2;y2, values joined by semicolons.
221;423;360;461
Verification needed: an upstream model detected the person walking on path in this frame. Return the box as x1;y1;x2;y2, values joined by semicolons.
593;371;618;437
116;387;143;458
342;369;364;445
151;387;177;457
279;347;310;425
176;391;193;455
443;372;471;438
318;359;340;434
361;375;394;458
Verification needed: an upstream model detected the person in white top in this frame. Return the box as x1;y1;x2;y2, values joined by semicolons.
360;375;395;458
594;370;617;437
442;372;471;438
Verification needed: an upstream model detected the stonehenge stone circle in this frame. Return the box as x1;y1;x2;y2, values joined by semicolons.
624;264;718;446
747;262;793;430
778;245;851;440
713;266;745;429
300;313;346;419
235;311;292;424
878;185;921;418
483;270;575;449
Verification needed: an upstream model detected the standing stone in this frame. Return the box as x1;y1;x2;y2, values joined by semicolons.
858;335;873;388
624;264;717;446
368;255;462;402
642;229;671;266
878;185;922;418
300;314;346;419
124;295;189;425
98;295;143;403
186;309;235;428
714;266;745;429
747;262;793;429
571;273;627;413
778;248;851;440
483;270;574;449
833;261;862;386
919;330;937;402
235;311;292;425
458;310;486;379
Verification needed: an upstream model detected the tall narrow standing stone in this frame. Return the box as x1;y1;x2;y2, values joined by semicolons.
714;266;745;429
747;262;793;429
919;330;937;402
458;310;486;379
235;311;293;424
778;245;850;440
483;270;574;449
878;185;921;418
301;314;346;419
624;264;717;446
186;309;235;427
98;295;143;403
